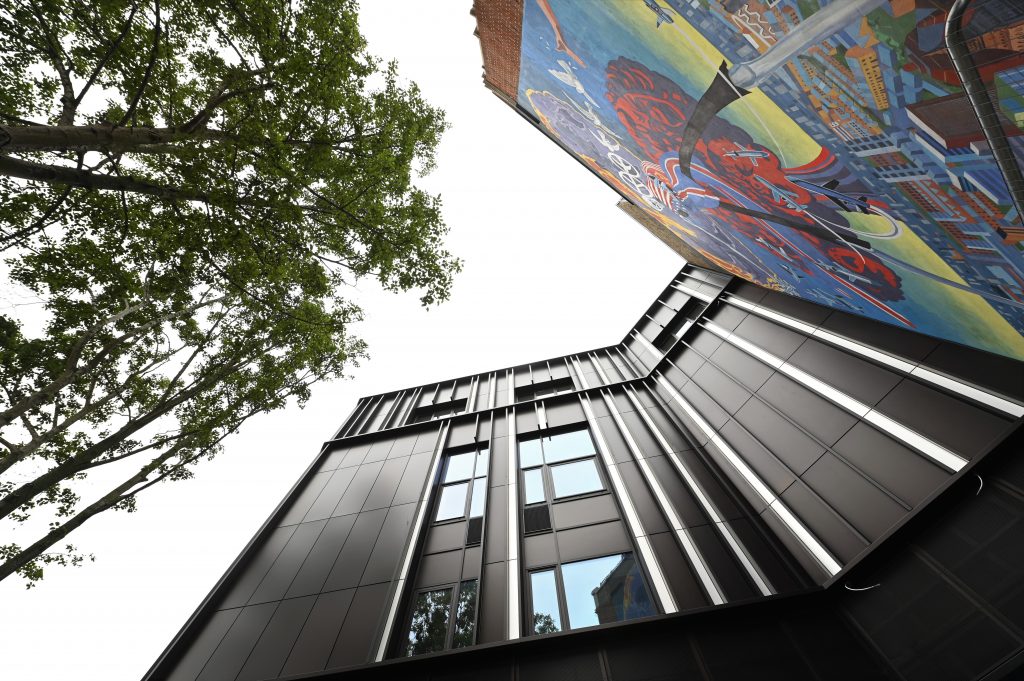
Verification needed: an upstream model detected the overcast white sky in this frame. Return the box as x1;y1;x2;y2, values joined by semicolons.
0;3;681;679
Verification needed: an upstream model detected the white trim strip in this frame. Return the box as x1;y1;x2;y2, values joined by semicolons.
601;392;724;605
632;330;663;359
703;321;968;473
467;376;478;413
507;369;515;407
673;282;714;303
590;352;611;385
656;375;842;576
572;356;591;389
375;422;450;661
725;295;1024;418
581;395;678;613
506;407;520;639
623;387;774;596
488;372;496;410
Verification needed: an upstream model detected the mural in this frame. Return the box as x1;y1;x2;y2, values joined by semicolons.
517;0;1024;359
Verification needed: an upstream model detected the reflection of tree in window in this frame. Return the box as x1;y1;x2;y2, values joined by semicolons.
532;613;559;634
406;588;452;656
452;580;478;648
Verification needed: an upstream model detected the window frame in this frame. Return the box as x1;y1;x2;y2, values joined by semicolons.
433;445;490;532
403;578;480;656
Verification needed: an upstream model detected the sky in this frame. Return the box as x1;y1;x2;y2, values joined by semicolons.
0;3;681;679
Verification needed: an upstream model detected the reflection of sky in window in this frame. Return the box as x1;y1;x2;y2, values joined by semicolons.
530;570;562;634
469;480;486;517
436;482;468;520
562;554;655;629
543;429;595;463
550;459;602;498
562;555;622;629
519;438;543;468
475;449;489;477
523;468;545;504
444;452;475;483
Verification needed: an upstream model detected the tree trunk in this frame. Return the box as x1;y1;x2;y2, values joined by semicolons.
0;124;219;152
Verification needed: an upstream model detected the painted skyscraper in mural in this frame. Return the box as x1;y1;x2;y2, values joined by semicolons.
516;0;1024;359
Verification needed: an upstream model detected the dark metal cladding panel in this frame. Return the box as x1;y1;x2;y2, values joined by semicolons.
361;502;417;585
733;398;825;476
477;562;506;644
416;548;463;588
614;461;670;534
523;531;557;569
732;313;808;361
235;595;317;681
819;308;938;362
640;399;695;455
462;545;482;580
413;427;442;454
518;650;603;681
279;588;355;677
708;341;775;393
340;443;371;469
326;582;392;669
757;374;857;448
647;531;711;612
362;439;395;464
757;290;832;327
516;406;539;435
286;514;358;598
393;452;433;507
302;467;357;523
605;626;705;681
727;517;811;594
611;406;661;460
758;507;831;584
691;362;753;416
321;508;388;592
218;526;297;610
688;524;758;602
544;400;585;430
643;455;711;528
689;326;725;359
677;448;746;523
718;419;797;497
705;302;748;332
195;601;278;681
386;433;418;460
165;608;241;681
249;519;328;605
278;472;332;527
484;485;508;564
787;338;902;408
555;520;630;563
694;608;818;681
551;494;619;530
424;521;467;555
332;461;385;517
489;437;509;487
680;380;730;432
361;457;410;512
778;483;867;564
921;341;1024;403
875;379;1013;460
319;447;348;473
800;453;907;542
593;414;634;465
448;419;477;449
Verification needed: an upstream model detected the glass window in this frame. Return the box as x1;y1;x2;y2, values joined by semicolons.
406;587;452;656
436;482;469;521
519;438;543;468
529;570;562;634
542;429;596;463
474;448;489;477
523;468;545;505
550;459;603;498
444;452;475;483
561;554;655;629
452;580;478;648
469;481;486;518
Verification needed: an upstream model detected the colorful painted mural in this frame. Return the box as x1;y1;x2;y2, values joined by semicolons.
516;0;1024;359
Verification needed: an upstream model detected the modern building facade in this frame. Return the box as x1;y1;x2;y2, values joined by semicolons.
144;263;1024;681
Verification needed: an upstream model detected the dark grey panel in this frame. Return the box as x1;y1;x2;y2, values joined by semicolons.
613;407;661;459
644;455;710;528
249;520;328;605
552;494;619;530
361;503;416;585
322;508;388;592
677;448;746;522
236;595;316;681
518;650;604;681
692;362;751;415
556;520;630;563
425;521;467;555
302;467;357;523
725;517;810;594
681;381;730;432
489;437;508;487
801;453;907;542
833;423;949;508
922;342;1024;403
386;433;418;460
286;514;358;598
196;601;278;681
706;303;748;332
648;531;710;611
361;457;410;511
671;344;706;377
484;485;508;564
707;341;774;393
732;314;807;361
324;586;390;668
594;415;633;464
820;308;938;362
779;483;867;564
615;461;670;534
279;589;355;677
545;400;585;429
757;374;857;447
478;562;506;644
413;428;441;454
733;398;825;476
448;420;477;449
719;419;796;497
492;412;509;439
463;546;482;580
219;526;297;609
332;461;385;517
689;523;758;601
516;407;539;434
757;508;831;585
875;379;1012;459
319;447;348;473
788;338;901;407
639;400;693;455
416;549;463;588
605;626;705;681
279;472;332;527
523;532;557;569
340;443;371;469
393;452;433;507
757;290;831;327
731;281;768;305
166;608;241;681
362;439;394;464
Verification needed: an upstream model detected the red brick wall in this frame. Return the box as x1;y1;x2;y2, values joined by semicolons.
473;0;524;100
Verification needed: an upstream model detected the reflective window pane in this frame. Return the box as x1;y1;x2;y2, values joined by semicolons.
436;482;469;521
452;580;478;648
475;448;489;478
550;459;602;498
469;479;486;518
543;429;596;463
561;553;655;629
406;588;452;656
519;438;543;468
444;452;475;483
530;570;562;634
523;468;545;505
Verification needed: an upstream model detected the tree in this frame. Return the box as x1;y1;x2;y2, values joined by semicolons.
0;0;459;585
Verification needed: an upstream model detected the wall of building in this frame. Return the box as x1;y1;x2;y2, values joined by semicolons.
146;265;1023;681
